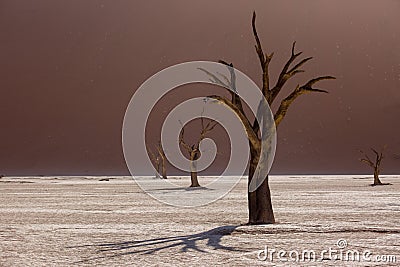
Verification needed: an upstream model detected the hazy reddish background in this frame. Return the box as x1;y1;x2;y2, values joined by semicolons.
1;0;399;175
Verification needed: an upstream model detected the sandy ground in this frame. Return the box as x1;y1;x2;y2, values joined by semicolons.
0;175;399;266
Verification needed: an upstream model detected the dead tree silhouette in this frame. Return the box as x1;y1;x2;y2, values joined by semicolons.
147;142;168;179
359;147;391;186
179;117;218;187
201;11;335;224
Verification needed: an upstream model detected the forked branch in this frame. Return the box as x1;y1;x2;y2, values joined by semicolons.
179;117;218;155
205;11;335;148
217;60;244;111
207;95;260;151
252;11;274;99
155;142;167;179
274;76;336;126
198;116;218;145
359;150;375;168
179;122;193;153
359;147;387;186
147;143;167;178
359;148;385;168
178;117;219;187
147;145;159;165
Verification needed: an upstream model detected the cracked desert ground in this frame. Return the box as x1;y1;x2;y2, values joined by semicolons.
0;175;399;266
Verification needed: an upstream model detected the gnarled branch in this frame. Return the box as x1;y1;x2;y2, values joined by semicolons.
147;144;161;177
217;60;244;112
198;67;230;88
179;117;218;156
207;94;260;151
179;121;193;153
359;146;388;186
359;147;385;169
274;76;336;127
252;11;274;99
269;43;313;104
359;151;375;168
147;145;159;165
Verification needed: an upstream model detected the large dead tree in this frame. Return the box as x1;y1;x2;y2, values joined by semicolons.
179;117;218;187
204;12;335;224
147;142;168;179
359;147;387;186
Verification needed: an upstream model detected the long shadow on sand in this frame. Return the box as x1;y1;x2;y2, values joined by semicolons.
70;225;243;263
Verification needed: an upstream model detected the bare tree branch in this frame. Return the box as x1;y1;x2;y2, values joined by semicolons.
217;60;244;112
147;144;161;176
359;147;385;170
179;117;219;155
252;11;274;99
179;121;192;153
196;116;218;146
302;76;336;90
359;147;387;185
147;143;166;178
269;43;312;104
250;11;335;134
147;145;159;165
199;63;246;121
359;152;375;168
274;76;335;127
216;72;232;88
197;11;336;223
155;142;165;158
359;150;374;167
208;94;260;151
198;67;230;88
288;57;313;74
155;143;167;179
371;148;380;166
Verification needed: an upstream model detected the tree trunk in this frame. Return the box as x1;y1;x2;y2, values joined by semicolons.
155;161;161;178
373;167;382;185
190;169;200;187
248;146;275;224
160;157;167;179
190;152;200;187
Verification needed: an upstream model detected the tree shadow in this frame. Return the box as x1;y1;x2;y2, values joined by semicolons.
370;183;392;186
147;186;215;192
70;225;243;263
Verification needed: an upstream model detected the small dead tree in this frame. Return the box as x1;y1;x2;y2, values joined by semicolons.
359;147;388;186
179;117;218;187
156;142;168;179
147;142;168;179
202;11;335;224
148;145;161;178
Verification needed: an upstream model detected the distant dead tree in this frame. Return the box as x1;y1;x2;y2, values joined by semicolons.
148;145;161;178
179;117;218;187
359;147;389;186
202;11;335;224
147;142;167;179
